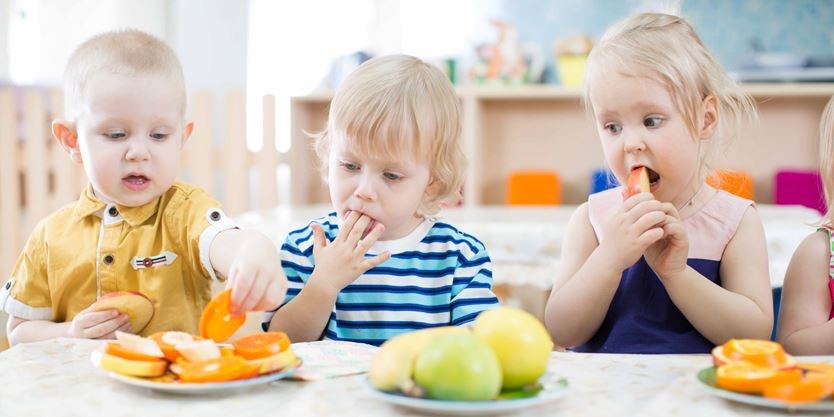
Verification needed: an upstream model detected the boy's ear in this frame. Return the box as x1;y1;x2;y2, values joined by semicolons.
699;95;718;140
52;119;82;164
181;121;194;146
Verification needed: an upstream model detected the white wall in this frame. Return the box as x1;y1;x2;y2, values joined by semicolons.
2;0;248;93
0;0;10;82
169;0;248;95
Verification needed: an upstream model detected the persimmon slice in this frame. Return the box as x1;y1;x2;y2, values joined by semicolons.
199;289;245;342
233;332;290;360
177;356;256;383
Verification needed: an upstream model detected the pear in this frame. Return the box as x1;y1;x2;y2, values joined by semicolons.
368;326;467;393
413;332;502;401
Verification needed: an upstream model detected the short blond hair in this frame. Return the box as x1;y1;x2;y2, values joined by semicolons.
585;13;756;175
314;54;465;216
820;96;834;226
63;29;186;119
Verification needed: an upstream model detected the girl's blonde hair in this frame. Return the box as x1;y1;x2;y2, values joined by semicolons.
819;96;834;226
313;54;465;216
63;29;187;119
584;13;756;175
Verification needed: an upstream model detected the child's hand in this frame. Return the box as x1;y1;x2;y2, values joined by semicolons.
598;193;669;271
644;205;690;281
309;211;391;294
226;235;288;315
67;306;131;339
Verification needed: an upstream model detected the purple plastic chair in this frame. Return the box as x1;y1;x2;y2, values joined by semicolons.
773;169;827;214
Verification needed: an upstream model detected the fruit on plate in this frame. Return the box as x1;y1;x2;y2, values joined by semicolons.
763;376;834;403
715;361;801;394
175;339;221;363
472;307;553;389
233;332;298;374
233;332;290;360
115;331;164;358
91;291;154;333
711;339;796;370
368;326;468;393
245;349;299;375
105;342;163;362
199;288;245;342
91;346;168;377
177;356;258;383
413;332;502;401
622;166;651;199
150;331;199;362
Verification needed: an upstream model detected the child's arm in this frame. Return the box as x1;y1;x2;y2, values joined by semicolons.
209;229;287;315
776;231;834;354
650;206;773;344
268;213;390;342
6;308;129;345
544;194;668;347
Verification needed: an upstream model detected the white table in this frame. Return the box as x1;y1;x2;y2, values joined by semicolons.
1;338;831;417
236;204;821;290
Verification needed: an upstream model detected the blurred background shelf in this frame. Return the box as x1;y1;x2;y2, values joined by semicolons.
290;83;834;206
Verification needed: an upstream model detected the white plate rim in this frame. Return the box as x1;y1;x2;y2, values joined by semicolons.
92;347;300;394
104;366;298;393
366;376;568;415
696;366;834;411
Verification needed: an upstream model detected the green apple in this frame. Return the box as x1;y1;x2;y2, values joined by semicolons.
413;332;502;401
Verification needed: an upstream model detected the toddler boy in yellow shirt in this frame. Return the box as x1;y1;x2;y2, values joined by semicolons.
0;29;287;344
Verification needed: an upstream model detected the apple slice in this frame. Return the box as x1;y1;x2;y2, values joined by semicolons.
91;346;168;377
115;331;165;358
175;339;221;363
622;167;651;199
91;291;154;333
150;331;198;362
244;349;300;375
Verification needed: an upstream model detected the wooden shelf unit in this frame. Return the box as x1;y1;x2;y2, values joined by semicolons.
289;83;834;206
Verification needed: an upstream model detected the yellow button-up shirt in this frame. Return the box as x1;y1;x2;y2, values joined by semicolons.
0;182;236;336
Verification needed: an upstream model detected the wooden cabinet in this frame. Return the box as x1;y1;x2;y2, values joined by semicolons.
289;84;834;206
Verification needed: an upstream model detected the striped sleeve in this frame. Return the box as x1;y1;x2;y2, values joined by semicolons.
448;232;500;325
261;220;318;328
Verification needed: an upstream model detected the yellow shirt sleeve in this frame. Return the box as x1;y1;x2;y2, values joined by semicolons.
1;221;53;320
166;186;237;283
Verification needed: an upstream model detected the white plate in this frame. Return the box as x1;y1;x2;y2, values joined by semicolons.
697;367;834;411
92;350;300;395
367;375;568;416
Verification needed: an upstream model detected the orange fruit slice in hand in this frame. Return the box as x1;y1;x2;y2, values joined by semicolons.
199;288;246;342
716;361;802;394
177;356;257;383
233;332;290;360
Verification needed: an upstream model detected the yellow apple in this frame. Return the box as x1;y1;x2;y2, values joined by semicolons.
91;291;154;333
472;307;554;389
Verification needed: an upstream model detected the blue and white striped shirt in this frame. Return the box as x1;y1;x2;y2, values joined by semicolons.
263;212;499;346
